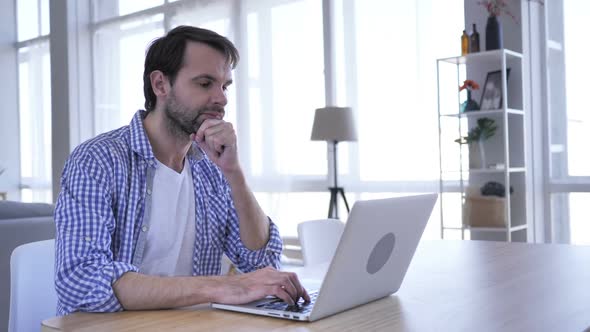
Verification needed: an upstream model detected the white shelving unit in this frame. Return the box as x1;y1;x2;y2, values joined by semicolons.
436;49;528;242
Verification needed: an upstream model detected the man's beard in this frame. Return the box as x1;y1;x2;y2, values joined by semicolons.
163;91;224;139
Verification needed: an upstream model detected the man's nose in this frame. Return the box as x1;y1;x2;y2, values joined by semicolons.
212;87;228;106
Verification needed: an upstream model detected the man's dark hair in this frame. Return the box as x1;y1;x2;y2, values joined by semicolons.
143;26;240;112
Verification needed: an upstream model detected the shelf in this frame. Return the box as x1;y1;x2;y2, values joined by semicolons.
468;167;525;173
468;224;527;232
443;224;527;233
442;226;464;231
437;49;522;65
440;108;524;118
437;47;528;243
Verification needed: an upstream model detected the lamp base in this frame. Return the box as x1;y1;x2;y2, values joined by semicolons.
328;187;350;219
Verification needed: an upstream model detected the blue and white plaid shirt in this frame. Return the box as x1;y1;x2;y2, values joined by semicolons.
54;110;283;315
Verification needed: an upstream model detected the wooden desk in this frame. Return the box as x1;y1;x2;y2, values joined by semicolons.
42;240;590;332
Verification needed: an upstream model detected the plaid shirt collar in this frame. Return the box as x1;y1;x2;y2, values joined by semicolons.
129;110;204;164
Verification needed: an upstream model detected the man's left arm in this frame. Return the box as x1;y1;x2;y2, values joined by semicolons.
193;119;282;271
222;169;283;271
224;170;271;250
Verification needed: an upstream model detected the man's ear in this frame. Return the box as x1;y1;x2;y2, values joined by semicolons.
150;70;170;97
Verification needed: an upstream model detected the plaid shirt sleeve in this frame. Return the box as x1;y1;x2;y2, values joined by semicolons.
54;149;138;315
222;180;283;272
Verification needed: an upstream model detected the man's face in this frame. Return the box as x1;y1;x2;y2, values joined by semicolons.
163;41;233;136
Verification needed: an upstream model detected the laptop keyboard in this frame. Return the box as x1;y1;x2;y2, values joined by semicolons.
255;290;319;314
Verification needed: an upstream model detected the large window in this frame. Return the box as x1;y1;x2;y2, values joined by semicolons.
17;0;52;203
13;0;588;245
562;2;590;177
546;1;590;245
89;0;463;237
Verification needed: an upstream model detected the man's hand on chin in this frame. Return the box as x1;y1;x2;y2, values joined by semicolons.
191;119;240;174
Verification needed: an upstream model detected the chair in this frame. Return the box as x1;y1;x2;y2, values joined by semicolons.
297;219;345;266
8;239;56;332
0;201;55;330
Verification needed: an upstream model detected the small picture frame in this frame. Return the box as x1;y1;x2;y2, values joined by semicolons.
480;68;511;110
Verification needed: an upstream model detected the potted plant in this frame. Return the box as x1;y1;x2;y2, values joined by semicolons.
455;117;497;169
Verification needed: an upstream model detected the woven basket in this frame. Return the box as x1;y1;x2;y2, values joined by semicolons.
463;195;506;227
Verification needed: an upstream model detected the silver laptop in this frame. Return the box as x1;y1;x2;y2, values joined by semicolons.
211;193;437;322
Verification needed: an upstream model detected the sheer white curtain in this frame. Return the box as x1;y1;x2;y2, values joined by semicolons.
18;43;53;202
90;0;463;237
93;14;164;134
549;2;590;245
241;0;328;236
332;0;464;239
17;0;52;203
330;0;455;185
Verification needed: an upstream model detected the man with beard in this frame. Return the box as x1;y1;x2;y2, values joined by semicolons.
54;26;309;315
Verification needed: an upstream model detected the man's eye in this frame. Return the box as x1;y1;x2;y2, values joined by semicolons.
222;85;229;91
200;81;212;88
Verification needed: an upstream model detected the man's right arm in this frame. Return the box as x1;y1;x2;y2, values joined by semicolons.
54;151;139;315
113;267;307;309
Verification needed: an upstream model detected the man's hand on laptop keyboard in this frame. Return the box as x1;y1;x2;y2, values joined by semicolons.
213;267;310;305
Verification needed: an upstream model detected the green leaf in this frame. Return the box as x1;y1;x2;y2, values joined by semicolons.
454;117;497;144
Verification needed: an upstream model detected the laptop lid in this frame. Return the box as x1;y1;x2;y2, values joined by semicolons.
309;193;437;321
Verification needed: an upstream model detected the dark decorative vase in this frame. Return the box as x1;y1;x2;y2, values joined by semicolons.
485;15;503;50
460;90;480;113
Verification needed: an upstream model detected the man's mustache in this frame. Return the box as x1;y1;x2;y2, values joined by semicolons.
190;107;225;131
196;107;225;119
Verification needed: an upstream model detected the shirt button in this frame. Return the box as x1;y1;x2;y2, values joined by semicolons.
142;226;148;232
146;188;152;195
85;236;91;242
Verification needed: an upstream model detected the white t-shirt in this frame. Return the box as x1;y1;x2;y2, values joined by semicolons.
139;158;196;276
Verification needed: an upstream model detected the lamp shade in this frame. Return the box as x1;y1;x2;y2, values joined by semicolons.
310;107;357;142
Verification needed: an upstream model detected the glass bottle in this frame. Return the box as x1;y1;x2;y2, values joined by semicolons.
460;89;480;113
461;30;469;55
470;23;480;53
